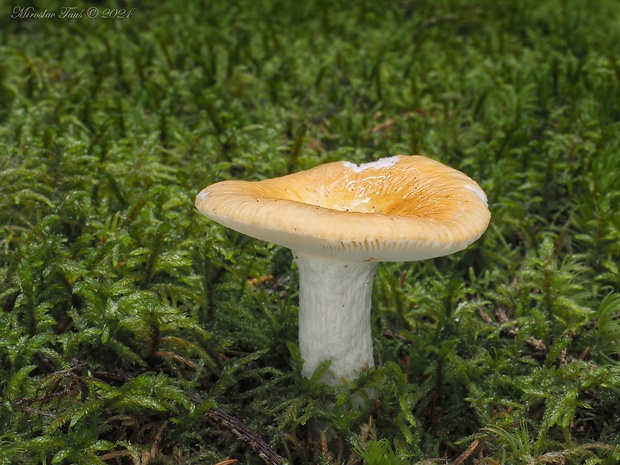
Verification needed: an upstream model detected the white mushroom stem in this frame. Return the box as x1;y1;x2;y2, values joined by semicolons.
294;251;379;385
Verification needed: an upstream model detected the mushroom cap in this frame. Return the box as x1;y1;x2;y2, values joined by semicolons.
195;155;490;261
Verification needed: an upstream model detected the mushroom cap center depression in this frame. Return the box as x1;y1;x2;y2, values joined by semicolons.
243;156;486;220
195;155;490;261
277;157;408;214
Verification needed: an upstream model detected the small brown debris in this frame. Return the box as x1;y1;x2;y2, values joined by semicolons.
493;307;510;324
451;438;481;465
578;346;591;361
149;420;169;459
249;275;273;286
557;348;572;366
477;308;494;325
526;336;547;354
492;307;519;337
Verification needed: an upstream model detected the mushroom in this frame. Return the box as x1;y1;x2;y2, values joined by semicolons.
195;155;490;385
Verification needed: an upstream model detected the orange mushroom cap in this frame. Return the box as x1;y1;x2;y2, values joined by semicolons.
195;155;490;261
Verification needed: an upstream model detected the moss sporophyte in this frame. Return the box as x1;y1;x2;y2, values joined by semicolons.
196;155;490;385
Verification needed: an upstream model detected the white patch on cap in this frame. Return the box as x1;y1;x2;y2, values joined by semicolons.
197;191;209;201
464;184;488;206
343;156;400;173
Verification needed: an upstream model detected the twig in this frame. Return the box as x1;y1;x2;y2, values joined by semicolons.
150;420;169;459
450;438;480;465
205;407;283;465
578;346;591;361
